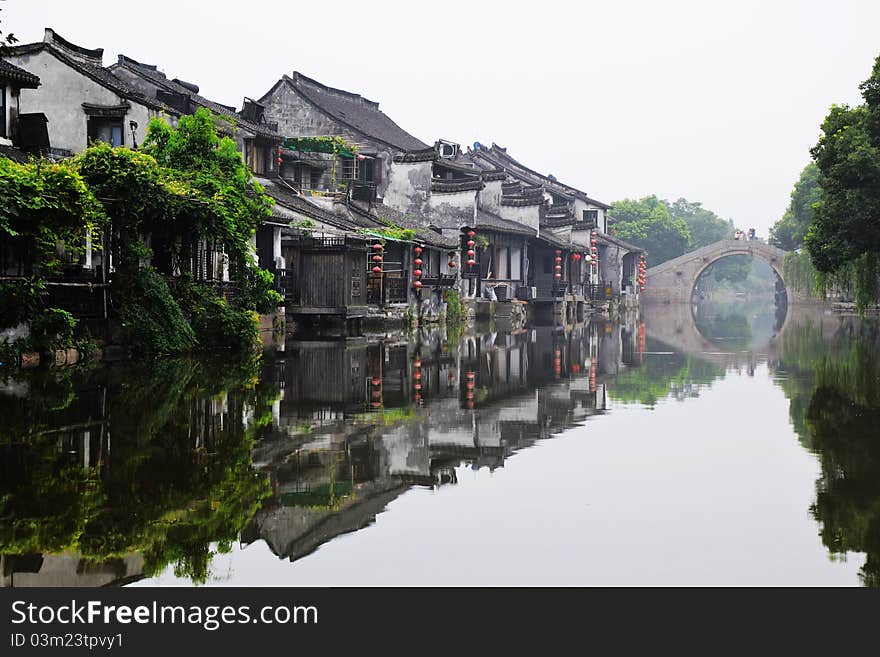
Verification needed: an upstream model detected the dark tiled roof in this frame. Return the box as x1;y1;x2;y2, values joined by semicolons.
537;231;572;250
113;56;279;139
277;72;428;152
476;144;612;209
0;59;40;87
258;177;367;231
10;41;173;114
598;232;644;253
431;179;484;193
475;210;536;236
393;147;435;163
352;203;458;249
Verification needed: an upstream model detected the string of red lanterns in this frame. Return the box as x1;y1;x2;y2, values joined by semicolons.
554;250;563;280
413;245;423;290
637;253;647;291
465;370;475;409
413;357;422;403
466;230;477;267
371;242;383;274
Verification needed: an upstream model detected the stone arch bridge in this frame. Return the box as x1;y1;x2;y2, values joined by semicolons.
641;239;808;305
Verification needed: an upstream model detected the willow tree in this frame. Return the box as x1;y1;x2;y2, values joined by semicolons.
806;53;880;307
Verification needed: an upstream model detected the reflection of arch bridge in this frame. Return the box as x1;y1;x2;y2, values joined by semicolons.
644;302;783;368
642;239;808;304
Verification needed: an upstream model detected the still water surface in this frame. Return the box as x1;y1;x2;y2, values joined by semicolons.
2;300;878;586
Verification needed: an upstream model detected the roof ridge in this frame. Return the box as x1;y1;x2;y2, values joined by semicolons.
289;71;380;108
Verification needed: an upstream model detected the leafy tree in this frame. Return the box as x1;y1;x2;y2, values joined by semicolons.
666;198;734;248
805;53;880;306
769;163;821;251
0;4;17;57
609;195;691;266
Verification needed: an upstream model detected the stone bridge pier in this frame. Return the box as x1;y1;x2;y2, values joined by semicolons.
642;239;809;305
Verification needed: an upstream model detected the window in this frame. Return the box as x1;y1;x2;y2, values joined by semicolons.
583;209;599;227
358;157;375;183
543;256;551;274
0;86;6;138
510;247;522;281
496;247;509;279
87;118;123;146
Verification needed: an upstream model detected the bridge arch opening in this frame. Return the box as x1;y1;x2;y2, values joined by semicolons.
690;253;788;349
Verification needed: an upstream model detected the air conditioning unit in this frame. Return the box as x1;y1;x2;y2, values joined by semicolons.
516;286;537;301
436;139;460;159
350;181;377;203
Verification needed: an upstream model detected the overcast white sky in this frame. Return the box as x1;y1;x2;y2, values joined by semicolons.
6;0;880;234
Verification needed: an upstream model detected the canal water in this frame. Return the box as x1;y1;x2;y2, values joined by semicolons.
2;300;878;586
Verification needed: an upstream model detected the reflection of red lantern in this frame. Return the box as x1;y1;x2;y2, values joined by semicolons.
414;393;422;402
372;390;382;399
414;269;422;277
372;254;382;262
414;258;423;266
371;377;381;386
414;246;423;255
372;266;382;274
414;383;422;391
414;371;421;380
371;401;382;408
466;400;474;409
372;243;383;251
466;371;475;379
467;240;475;248
414;280;422;289
415;359;421;367
468;259;476;266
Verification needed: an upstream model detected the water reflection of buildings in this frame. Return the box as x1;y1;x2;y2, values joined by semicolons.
1;318;643;585
244;318;642;563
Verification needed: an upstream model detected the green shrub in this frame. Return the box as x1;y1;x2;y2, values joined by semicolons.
30;308;77;352
113;267;196;356
235;267;283;315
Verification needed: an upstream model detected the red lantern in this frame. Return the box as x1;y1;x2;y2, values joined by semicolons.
414;371;422;380
467;230;476;238
414;246;423;255
414;383;422;391
466;371;475;379
467;259;476;266
372;243;383;251
276;157;283;165
467;240;475;248
414;258;423;266
414;281;423;290
372;254;382;263
372;266;382;274
555;273;562;279
414;359;421;368
467;249;475;257
555;250;562;256
448;261;457;268
371;377;381;386
555;264;562;271
555;256;562;263
414;269;422;277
